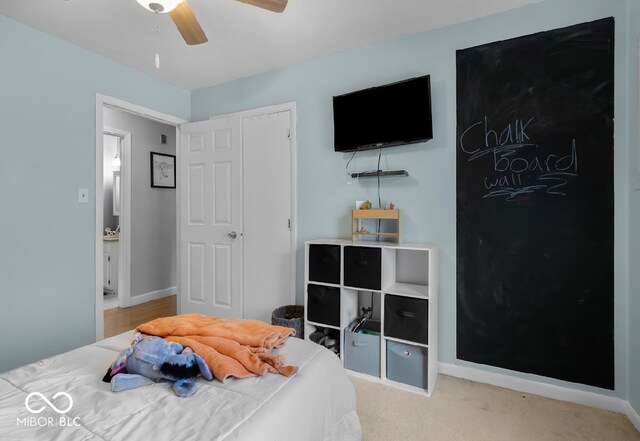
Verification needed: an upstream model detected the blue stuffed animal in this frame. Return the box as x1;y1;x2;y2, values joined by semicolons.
110;334;213;397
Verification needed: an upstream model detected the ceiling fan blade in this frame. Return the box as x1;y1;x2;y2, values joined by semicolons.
235;0;288;13
169;1;208;45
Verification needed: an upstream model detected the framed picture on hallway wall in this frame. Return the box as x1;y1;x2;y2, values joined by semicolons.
150;152;176;189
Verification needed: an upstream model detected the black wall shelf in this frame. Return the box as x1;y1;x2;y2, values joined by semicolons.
350;169;409;179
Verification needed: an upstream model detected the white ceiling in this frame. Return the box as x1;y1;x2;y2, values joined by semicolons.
0;0;541;90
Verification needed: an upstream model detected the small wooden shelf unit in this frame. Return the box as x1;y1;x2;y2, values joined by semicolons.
351;209;401;242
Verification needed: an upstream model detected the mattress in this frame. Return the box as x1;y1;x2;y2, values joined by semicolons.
0;331;361;441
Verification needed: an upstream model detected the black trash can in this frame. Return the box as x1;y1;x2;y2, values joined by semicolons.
272;305;304;339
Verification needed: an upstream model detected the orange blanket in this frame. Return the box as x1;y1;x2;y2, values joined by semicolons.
136;314;299;382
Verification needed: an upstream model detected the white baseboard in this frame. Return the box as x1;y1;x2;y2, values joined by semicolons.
438;362;626;414
625;401;640;432
129;286;176;306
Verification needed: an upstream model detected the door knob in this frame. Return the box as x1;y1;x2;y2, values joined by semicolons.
228;231;238;239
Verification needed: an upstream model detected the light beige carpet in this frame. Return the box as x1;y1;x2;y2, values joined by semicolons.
352;375;640;441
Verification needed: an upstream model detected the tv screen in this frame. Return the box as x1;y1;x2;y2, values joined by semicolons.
333;75;433;152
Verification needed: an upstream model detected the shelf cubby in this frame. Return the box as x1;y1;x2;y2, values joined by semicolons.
382;248;430;296
307;324;341;358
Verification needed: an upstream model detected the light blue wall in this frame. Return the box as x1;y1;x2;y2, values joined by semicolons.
626;0;640;415
0;15;190;372
192;0;633;397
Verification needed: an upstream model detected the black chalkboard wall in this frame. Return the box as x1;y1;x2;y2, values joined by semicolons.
456;18;615;389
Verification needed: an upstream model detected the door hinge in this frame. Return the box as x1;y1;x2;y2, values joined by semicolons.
288;218;291;230
287;128;291;140
108;256;110;262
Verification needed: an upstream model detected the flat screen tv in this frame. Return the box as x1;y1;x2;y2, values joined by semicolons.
333;75;433;152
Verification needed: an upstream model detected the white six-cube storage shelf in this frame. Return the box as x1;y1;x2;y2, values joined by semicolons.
304;239;438;396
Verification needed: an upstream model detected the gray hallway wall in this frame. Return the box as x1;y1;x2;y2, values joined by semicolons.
103;107;176;299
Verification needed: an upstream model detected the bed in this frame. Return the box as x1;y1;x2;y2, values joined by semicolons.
0;331;361;441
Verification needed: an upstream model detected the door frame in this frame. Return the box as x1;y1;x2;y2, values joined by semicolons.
209;102;298;310
95;94;187;341
103;127;131;309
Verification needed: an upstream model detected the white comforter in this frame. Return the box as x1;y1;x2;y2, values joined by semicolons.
0;331;361;441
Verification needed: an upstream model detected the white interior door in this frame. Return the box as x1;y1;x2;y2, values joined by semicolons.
242;111;293;322
179;116;243;318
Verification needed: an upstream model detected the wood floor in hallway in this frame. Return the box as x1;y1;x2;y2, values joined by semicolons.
104;295;177;337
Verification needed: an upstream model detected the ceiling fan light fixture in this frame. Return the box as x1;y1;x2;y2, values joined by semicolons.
136;0;183;13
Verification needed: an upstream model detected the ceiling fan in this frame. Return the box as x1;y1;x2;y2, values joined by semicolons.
136;0;288;46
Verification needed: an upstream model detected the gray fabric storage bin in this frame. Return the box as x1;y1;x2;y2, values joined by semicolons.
386;341;428;389
344;321;381;377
